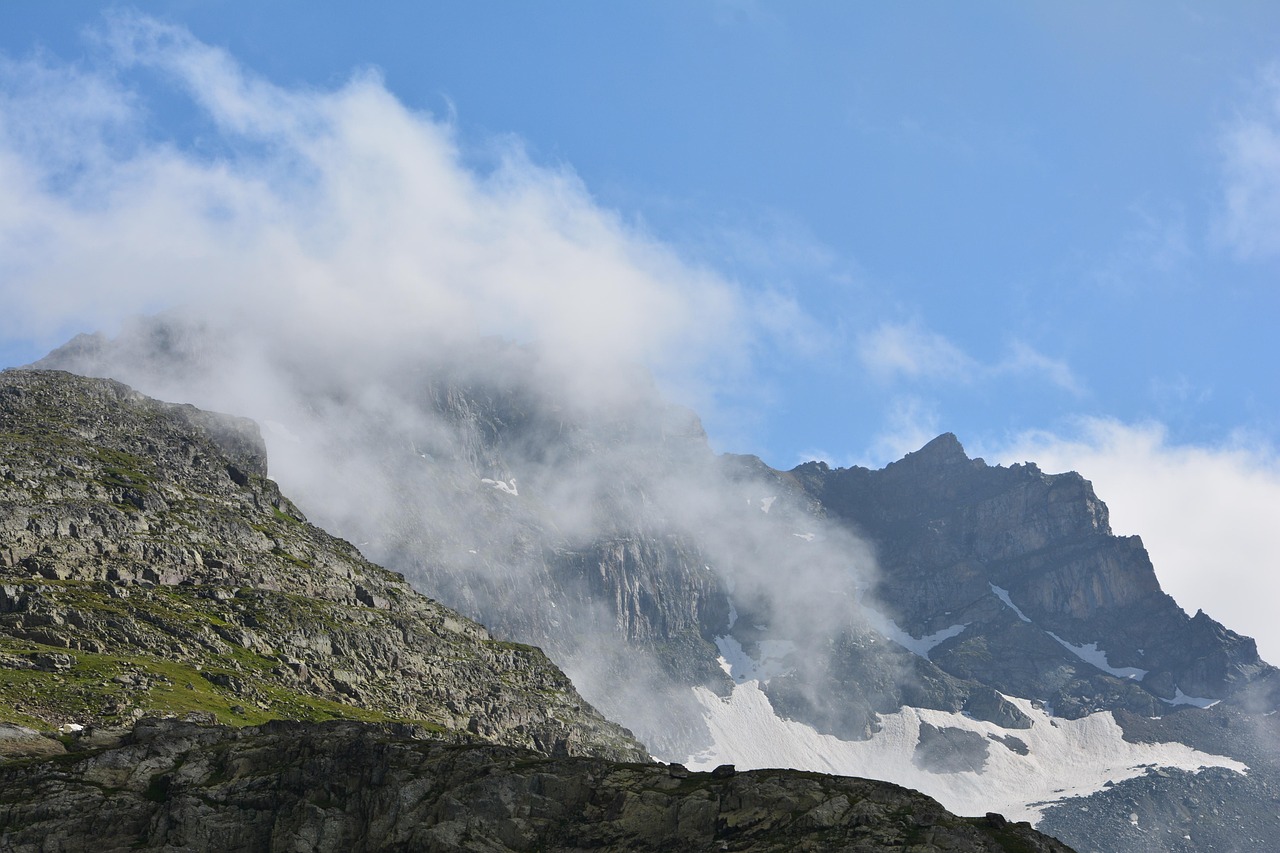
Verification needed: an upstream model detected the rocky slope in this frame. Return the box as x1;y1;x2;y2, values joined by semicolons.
0;369;644;761
38;329;743;758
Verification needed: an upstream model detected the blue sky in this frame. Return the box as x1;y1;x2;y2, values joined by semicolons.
2;3;1280;658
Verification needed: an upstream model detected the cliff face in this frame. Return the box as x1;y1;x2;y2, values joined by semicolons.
0;369;646;762
38;327;1275;735
0;717;1074;853
792;433;1274;715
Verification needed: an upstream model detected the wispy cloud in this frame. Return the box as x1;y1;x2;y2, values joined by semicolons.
856;321;977;383
993;341;1084;395
868;395;944;465
856;321;1083;395
1216;63;1280;261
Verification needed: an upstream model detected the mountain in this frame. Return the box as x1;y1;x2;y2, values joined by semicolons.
31;318;1280;851
0;368;643;760
0;369;1077;853
792;433;1277;715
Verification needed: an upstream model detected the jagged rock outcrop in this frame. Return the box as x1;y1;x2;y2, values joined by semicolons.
0;369;646;761
0;717;1075;853
791;432;1276;716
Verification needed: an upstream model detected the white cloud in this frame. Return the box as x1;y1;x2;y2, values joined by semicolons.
0;13;777;411
857;321;977;383
994;341;1084;396
1216;64;1280;261
990;419;1280;665
856;321;1082;394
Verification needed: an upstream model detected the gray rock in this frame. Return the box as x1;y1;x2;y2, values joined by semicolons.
0;717;1076;853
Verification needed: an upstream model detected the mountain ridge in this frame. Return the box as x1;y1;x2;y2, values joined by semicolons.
26;320;1280;851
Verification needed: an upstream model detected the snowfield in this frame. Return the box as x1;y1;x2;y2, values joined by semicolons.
685;677;1247;823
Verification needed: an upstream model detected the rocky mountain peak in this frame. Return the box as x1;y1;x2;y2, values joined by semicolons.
795;435;1276;714
895;432;973;469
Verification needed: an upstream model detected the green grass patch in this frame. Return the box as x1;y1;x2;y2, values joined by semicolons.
272;506;303;525
0;636;403;730
92;447;154;493
483;639;540;654
272;548;314;570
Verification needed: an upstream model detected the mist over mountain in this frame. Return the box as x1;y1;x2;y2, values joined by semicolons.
33;314;1280;852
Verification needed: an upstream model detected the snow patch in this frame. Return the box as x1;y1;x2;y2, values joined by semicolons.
759;496;777;513
686;681;1246;823
792;532;815;542
990;583;1032;622
858;604;966;660
889;621;968;658
480;477;518;496
1162;688;1220;709
1047;633;1148;680
715;636;796;683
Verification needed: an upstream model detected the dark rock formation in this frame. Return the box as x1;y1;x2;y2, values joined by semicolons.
791;432;1275;716
1036;765;1280;853
0;717;1075;853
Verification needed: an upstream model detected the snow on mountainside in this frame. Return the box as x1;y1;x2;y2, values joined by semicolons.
687;655;1246;823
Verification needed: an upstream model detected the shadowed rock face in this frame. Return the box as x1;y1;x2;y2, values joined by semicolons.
0;717;1076;853
0;368;646;762
791;433;1275;716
